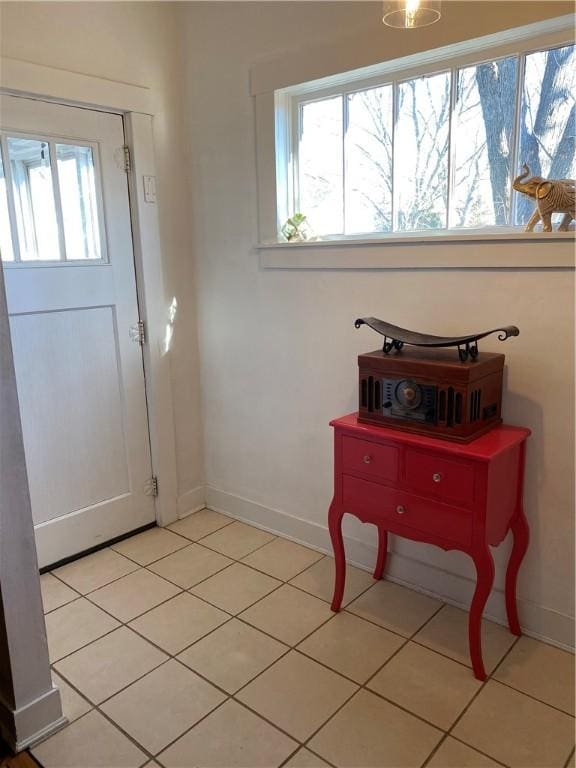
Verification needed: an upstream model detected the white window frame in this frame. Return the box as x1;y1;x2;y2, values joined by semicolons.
255;15;576;269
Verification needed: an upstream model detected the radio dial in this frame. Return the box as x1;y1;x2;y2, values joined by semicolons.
395;379;423;410
403;386;416;402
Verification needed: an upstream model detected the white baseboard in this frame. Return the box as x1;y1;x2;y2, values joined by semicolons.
0;685;67;752
205;485;575;652
177;485;206;519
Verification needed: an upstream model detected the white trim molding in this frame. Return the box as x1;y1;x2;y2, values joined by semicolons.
205;485;575;652
124;113;179;526
177;486;207;519
0;57;153;115
258;233;576;270
0;262;64;750
0;689;67;753
254;14;576;268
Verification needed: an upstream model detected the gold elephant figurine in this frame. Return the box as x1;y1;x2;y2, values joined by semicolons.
513;164;575;232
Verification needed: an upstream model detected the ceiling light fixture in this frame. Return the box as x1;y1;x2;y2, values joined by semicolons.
382;0;442;29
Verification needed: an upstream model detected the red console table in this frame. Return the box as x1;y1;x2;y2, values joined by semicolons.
329;413;531;680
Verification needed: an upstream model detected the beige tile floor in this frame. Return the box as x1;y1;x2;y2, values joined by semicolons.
35;510;575;768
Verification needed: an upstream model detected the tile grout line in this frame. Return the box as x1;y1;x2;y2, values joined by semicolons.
187;572;283;613
48;527;293;642
50;550;289;670
53;649;326;768
444;733;511;767
45;693;158;766
193;523;278;559
49;576;566;768
48;583;189;664
49;530;433;669
47;571;466;752
295;600;450;759
277;744;311;768
50;546;441;761
42;521;575;766
486;675;576;718
47;536;318;759
238;548;326;583
341;597;543;684
169;513;236;540
292;582;551;767
419;732;451;768
51;589;571;767
435;635;523;768
161;528;573;721
48;556;160;599
43;526;405;757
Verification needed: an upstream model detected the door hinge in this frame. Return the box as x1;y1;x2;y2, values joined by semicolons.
123;145;132;173
145;476;159;497
129;321;145;345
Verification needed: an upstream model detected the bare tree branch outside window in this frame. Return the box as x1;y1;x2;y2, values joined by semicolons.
296;43;575;236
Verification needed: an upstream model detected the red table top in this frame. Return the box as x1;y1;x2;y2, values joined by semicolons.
330;413;531;462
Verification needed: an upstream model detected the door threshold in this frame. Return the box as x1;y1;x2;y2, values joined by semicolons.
39;521;156;574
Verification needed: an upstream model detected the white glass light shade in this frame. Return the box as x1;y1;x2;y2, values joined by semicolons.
382;0;441;29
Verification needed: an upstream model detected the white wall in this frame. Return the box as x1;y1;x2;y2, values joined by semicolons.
0;1;205;506
182;2;575;648
0;1;573;649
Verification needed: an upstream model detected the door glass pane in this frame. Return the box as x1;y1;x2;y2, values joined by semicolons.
451;57;518;228
7;137;60;261
299;97;343;235
346;85;393;234
515;44;576;226
56;144;102;260
0;148;14;261
396;72;450;231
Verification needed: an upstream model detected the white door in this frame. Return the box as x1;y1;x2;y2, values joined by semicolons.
0;95;156;567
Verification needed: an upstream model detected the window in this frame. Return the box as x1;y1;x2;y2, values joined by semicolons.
0;134;104;263
0;150;14;262
277;40;575;239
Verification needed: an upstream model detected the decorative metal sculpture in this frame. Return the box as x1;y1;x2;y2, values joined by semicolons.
355;318;519;362
513;164;575;232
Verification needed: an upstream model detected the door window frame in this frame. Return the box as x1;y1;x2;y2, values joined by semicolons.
1;130;108;266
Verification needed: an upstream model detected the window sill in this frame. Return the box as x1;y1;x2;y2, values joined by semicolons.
257;230;575;270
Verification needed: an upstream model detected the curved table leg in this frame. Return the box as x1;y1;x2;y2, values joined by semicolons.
329;500;346;612
469;545;495;681
506;508;529;635
373;528;388;580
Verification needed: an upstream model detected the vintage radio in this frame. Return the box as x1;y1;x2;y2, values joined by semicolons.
356;319;519;443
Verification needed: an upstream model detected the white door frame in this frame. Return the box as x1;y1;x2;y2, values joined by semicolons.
1;56;179;527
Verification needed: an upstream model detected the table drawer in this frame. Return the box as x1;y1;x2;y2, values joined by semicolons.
404;449;475;507
342;436;398;483
342;475;472;547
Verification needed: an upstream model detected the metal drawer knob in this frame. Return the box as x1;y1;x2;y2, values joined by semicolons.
433;473;442;483
363;455;373;464
396;505;406;515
